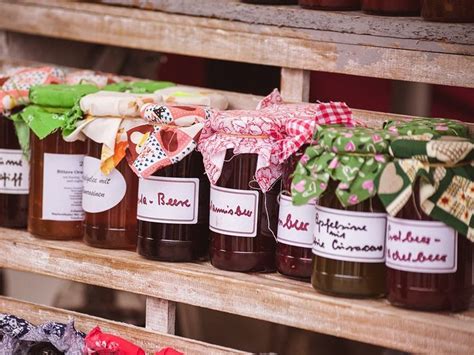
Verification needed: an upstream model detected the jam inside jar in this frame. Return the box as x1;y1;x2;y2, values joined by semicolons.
312;181;386;298
362;0;421;15
0;115;29;228
83;139;138;249
137;151;210;261
28;131;84;240
209;150;280;272
276;149;313;280
299;0;361;10
421;0;474;23
386;183;472;311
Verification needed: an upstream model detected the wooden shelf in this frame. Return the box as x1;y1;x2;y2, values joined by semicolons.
0;296;246;355
0;0;472;87
0;228;473;354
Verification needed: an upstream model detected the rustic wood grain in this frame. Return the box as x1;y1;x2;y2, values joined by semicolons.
1;1;473;87
0;230;473;354
146;297;176;335
0;296;247;354
280;68;310;102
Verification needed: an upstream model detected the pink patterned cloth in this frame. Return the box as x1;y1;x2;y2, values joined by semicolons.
198;89;354;192
0;66;65;113
64;69;122;88
127;104;213;177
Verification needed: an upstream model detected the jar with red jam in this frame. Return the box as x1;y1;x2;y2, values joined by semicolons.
82;139;138;249
128;105;212;261
291;126;394;297
362;0;421;15
299;0;361;10
209;151;280;272
0;115;29;228
378;134;473;311
243;0;297;4
276;148;314;280
422;0;474;22
29;131;85;240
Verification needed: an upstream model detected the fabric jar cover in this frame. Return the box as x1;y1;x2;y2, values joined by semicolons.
0;66;65;114
154;85;229;110
291;126;395;206
84;326;145;355
65;69;123;88
376;135;474;241
155;347;184;355
64;90;162;174
127;104;212;177
384;117;469;138
104;80;175;94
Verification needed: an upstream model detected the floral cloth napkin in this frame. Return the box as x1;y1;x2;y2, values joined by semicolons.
384;117;468;137
377;135;474;241
291;126;395;206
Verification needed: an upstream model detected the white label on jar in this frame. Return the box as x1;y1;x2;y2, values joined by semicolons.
209;185;259;238
0;149;29;194
137;176;199;224
82;156;127;213
42;153;84;221
386;216;458;274
277;194;315;248
313;205;386;263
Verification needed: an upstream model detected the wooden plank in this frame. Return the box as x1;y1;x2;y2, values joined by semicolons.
0;296;247;355
146;297;176;335
0;230;473;354
280;68;310;102
0;1;473;87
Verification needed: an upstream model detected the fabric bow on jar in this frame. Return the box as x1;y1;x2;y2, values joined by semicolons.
376;135;474;241
127;104;212;177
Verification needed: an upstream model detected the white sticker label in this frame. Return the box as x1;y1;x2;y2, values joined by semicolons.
313;205;386;263
42;153;84;221
277;195;315;248
0;149;29;194
137;176;199;224
209;185;259;238
386;217;458;274
82;156;127;213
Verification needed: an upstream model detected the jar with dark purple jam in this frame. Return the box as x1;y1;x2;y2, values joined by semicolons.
209;151;280;272
28;131;85;240
82;139;138;249
422;0;474;22
362;0;421;15
276;149;314;280
0;115;29;228
385;183;472;311
137;151;209;261
312;181;387;297
299;0;361;10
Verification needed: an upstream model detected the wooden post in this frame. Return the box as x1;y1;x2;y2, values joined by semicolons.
145;296;176;334
280;68;310;102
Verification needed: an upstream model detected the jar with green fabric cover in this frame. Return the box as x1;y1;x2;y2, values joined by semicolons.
292;126;394;297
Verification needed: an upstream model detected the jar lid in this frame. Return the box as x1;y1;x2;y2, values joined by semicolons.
316;125;394;154
384;117;468;138
30;84;99;108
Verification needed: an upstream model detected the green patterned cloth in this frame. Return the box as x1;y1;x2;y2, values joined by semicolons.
377;135;474;241
384;117;468;138
291;126;394;206
103;81;174;93
29;84;98;108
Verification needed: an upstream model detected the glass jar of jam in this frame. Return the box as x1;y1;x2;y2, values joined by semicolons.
83;140;138;249
362;0;421;15
422;0;474;22
312;181;387;297
0;116;29;228
209;151;280;272
28;131;84;240
386;183;472;311
243;0;297;4
137;151;210;261
299;0;361;10
276;149;314;280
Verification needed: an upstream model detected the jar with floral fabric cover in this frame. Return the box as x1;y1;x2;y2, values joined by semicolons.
257;90;355;279
377;119;472;311
292;126;395;297
64;87;169;249
13;83;100;240
128;104;214;261
0;66;65;229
